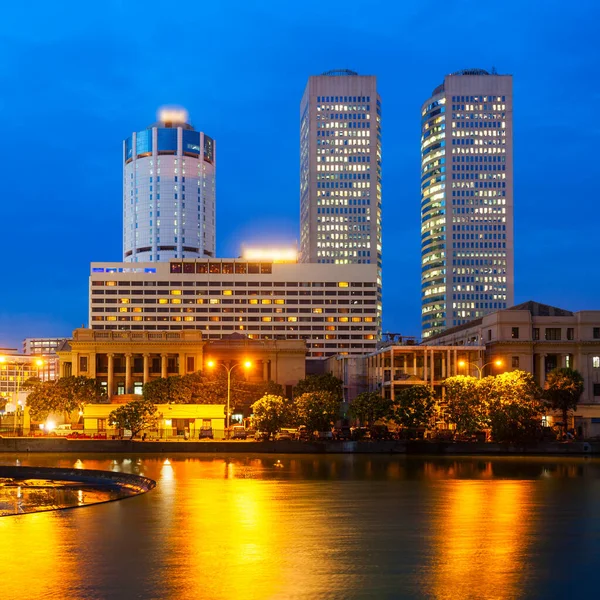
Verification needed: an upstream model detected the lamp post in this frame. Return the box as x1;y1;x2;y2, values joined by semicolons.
458;359;503;379
206;360;252;439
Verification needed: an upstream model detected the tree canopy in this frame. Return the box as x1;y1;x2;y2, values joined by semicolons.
294;391;340;432
393;385;436;430
444;375;488;435
109;399;158;439
348;391;393;426
251;394;292;440
543;367;584;429
293;373;343;402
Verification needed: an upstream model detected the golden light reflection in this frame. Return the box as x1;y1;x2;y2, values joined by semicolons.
429;479;534;600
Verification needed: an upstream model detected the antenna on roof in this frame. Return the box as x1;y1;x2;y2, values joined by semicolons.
491;65;497;75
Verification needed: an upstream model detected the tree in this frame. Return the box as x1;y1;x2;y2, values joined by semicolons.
348;391;392;426
251;394;292;440
444;375;488;436
56;376;107;413
294;391;340;432
24;380;63;421
109;399;158;439
293;373;343;402
543;367;584;431
485;371;545;444
143;376;192;404
393;385;436;430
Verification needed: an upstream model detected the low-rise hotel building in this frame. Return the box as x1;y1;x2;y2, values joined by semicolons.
88;257;380;360
56;329;305;400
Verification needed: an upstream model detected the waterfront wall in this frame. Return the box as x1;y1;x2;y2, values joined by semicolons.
0;438;597;455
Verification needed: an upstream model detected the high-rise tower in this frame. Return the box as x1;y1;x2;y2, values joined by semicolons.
421;69;514;339
300;70;382;270
123;107;216;262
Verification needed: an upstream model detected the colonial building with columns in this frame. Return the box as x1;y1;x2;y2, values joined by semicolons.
56;329;305;399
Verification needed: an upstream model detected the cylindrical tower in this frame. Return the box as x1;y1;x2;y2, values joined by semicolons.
123;107;216;262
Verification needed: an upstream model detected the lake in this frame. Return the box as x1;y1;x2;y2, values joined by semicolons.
0;453;599;599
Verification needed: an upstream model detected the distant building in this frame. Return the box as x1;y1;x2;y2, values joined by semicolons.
0;354;44;412
22;337;66;381
88;257;380;359
123;107;216;263
300;71;382;319
423;301;600;413
421;69;514;338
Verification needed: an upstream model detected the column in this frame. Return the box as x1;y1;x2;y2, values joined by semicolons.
263;360;268;381
412;353;417;376
107;353;114;399
423;348;428;382
178;353;186;375
125;353;132;394
161;354;168;378
89;352;97;378
442;349;448;379
143;354;150;384
453;348;458;376
431;349;435;388
539;354;547;387
72;353;79;376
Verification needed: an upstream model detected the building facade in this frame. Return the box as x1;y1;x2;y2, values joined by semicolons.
56;329;305;400
22;337;66;381
88;258;380;359
0;354;44;411
421;69;514;338
123;107;216;263
423;302;600;407
300;70;382;274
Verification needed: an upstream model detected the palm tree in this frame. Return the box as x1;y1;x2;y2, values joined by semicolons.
543;368;584;432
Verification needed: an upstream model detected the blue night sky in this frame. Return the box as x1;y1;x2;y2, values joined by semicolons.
0;0;598;348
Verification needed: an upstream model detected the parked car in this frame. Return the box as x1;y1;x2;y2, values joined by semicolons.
315;430;334;441
53;424;72;437
199;428;214;440
332;426;352;441
275;430;293;441
231;426;247;440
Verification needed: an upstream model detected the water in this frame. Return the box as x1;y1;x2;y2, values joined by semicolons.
0;454;599;600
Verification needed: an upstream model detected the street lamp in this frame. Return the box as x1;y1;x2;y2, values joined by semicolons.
206;360;252;439
458;359;503;379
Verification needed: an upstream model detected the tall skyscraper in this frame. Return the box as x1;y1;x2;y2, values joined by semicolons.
123;107;216;263
299;70;382;271
421;69;514;339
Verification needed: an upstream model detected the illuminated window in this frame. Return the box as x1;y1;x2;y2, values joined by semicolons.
184;316;194;322
171;298;181;304
326;326;335;331
351;317;362;322
261;299;271;304
223;290;233;296
171;290;182;296
274;299;285;305
366;334;375;340
133;307;142;313
106;316;117;321
171;316;182;321
106;281;117;286
159;298;168;304
326;317;335;322
249;299;258;305
132;316;143;321
262;317;272;322
339;317;349;322
364;317;374;322
313;308;323;314
287;317;297;322
338;282;349;287
594;357;600;368
197;298;204;304
209;299;219;304
119;307;128;313
119;298;130;304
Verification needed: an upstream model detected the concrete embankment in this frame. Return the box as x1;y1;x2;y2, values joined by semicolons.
1;437;598;455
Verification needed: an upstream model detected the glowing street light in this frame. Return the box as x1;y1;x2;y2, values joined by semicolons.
206;359;252;438
458;359;503;379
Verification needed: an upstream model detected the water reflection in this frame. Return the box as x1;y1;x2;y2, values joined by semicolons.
428;480;534;600
0;454;598;599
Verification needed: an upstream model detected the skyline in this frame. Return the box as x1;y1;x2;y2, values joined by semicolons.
1;0;599;347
